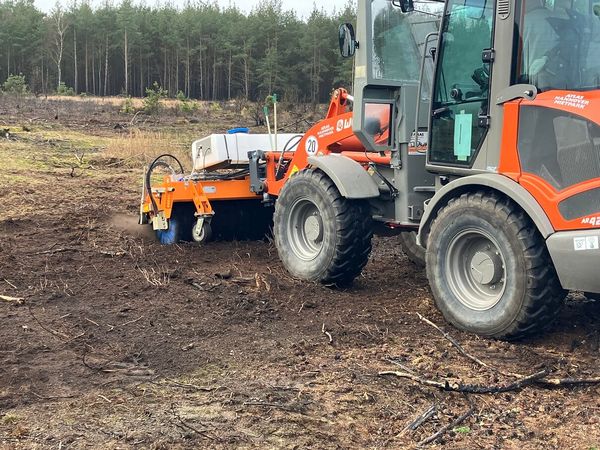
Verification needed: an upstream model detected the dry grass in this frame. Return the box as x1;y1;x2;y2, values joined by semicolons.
46;94;215;111
45;95;158;108
104;129;192;167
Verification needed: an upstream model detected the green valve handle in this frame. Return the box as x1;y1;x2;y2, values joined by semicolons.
273;93;278;103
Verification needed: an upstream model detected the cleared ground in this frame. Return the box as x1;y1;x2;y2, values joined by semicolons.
0;95;599;449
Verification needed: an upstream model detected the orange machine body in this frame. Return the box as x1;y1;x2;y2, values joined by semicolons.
144;87;600;234
498;89;600;231
142;88;390;221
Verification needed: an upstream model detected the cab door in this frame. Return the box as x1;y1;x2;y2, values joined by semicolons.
428;0;494;167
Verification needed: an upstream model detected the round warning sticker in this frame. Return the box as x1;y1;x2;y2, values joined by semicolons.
305;136;318;155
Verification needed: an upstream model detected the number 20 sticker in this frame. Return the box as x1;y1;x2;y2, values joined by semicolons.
305;136;318;155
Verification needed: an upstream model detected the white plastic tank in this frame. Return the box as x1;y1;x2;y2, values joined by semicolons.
192;133;301;171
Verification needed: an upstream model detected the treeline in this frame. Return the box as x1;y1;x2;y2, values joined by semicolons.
0;0;356;102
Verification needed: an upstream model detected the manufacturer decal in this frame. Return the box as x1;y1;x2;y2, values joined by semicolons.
582;216;600;226
574;236;599;251
317;125;334;139
554;94;590;110
305;136;319;155
203;186;217;194
336;118;352;133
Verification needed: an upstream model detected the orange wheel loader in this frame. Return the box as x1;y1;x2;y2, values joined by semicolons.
141;0;600;340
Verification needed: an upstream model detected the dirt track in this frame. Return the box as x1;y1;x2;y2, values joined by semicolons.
0;96;599;449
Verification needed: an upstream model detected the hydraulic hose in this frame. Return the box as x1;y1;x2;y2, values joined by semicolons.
146;154;185;214
276;134;303;178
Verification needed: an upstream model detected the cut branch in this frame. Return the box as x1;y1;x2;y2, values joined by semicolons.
539;376;600;387
0;295;24;304
400;403;437;436
33;247;125;257
28;305;70;339
416;313;522;378
170;403;219;441
379;369;549;394
418;397;475;446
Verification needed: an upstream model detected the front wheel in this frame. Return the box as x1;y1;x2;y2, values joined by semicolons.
192;219;213;244
273;169;373;286
426;191;565;340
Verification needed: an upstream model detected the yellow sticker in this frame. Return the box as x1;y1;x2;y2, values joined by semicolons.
355;65;367;78
289;165;300;177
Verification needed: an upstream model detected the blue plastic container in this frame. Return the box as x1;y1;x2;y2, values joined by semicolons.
227;127;250;134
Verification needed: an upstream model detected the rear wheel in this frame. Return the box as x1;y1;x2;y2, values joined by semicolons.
426;191;565;340
274;169;373;286
399;231;426;268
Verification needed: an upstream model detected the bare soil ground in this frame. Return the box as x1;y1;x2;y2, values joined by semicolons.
0;95;599;449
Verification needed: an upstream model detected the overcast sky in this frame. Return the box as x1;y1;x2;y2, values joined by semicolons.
34;0;353;18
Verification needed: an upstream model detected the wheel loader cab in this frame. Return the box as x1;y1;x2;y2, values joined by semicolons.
427;0;600;175
342;0;443;236
348;0;496;171
351;0;600;197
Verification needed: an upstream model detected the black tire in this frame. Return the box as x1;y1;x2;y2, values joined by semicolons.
426;191;565;340
274;169;373;286
192;220;213;244
399;231;426;268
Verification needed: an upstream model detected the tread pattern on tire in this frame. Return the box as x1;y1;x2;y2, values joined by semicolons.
399;231;426;268
274;169;373;286
428;190;565;340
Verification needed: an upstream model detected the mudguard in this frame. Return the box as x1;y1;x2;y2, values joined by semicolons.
417;174;555;247
307;154;380;199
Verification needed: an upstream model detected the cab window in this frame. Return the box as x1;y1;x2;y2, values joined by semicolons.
429;0;494;166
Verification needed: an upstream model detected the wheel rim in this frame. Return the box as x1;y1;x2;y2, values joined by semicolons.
445;228;507;311
192;220;211;243
287;198;324;261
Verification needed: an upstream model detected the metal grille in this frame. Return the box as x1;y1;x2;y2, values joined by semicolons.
497;0;510;20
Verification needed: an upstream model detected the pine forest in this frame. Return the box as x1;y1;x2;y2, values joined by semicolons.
0;0;356;102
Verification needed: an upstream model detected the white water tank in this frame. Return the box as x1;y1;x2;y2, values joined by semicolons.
192;133;301;171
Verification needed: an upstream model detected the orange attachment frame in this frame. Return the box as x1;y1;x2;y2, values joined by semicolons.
264;88;370;195
141;88;387;224
142;176;257;220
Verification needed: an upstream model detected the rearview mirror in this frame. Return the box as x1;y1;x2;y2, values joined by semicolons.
339;23;357;58
392;0;414;13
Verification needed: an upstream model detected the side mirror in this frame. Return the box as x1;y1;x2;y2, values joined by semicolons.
392;0;414;13
339;23;357;58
